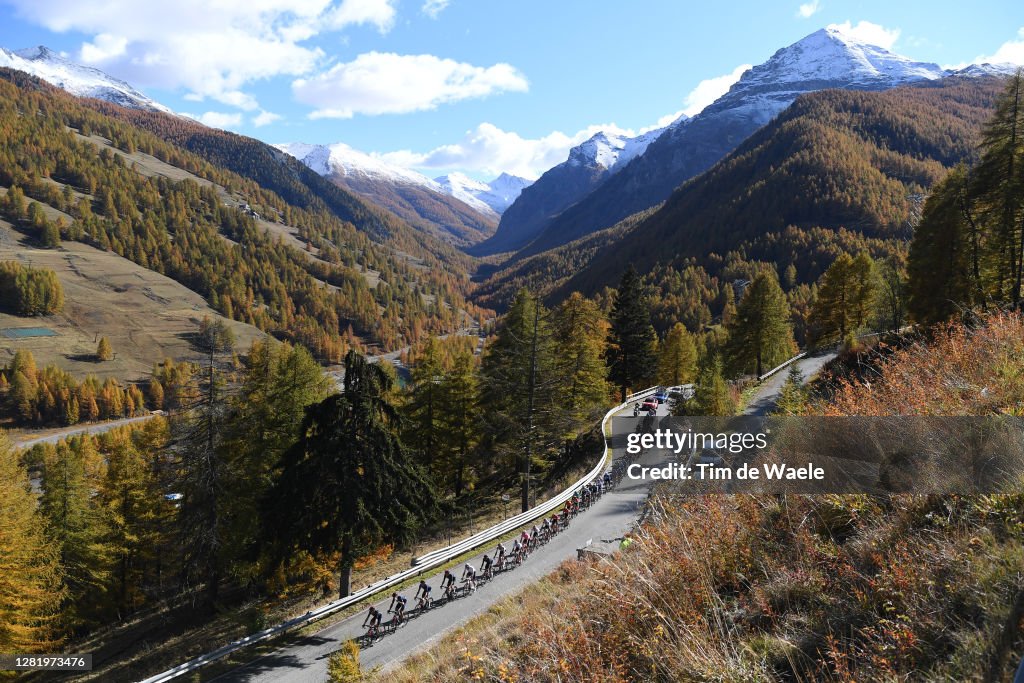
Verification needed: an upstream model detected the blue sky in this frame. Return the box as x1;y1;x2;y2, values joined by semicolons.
0;0;1022;180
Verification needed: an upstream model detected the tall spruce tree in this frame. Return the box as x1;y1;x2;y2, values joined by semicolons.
404;337;446;475
907;71;1024;321
726;270;795;378
175;317;234;606
907;169;979;324
263;351;438;597
973;69;1024;303
222;340;329;567
480;289;558;511
438;349;479;498
812;252;878;343
40;436;112;627
606;265;656;401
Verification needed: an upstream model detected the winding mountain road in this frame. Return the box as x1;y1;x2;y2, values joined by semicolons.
181;353;834;683
209;401;671;683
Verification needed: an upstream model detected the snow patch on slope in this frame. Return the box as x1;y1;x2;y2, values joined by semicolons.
0;45;172;113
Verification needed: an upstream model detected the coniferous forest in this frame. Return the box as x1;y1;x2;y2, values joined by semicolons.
0;22;1023;680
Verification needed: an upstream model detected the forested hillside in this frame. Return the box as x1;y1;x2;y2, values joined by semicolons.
476;77;1004;332
0;69;484;358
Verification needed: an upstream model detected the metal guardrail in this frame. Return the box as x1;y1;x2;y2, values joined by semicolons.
756;352;807;383
137;387;659;683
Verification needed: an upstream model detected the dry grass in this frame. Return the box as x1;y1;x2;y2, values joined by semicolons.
0;217;263;382
382;314;1024;682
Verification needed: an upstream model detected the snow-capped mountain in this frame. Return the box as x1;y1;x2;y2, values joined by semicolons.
434;172;531;216
472;121;683;256
278;142;441;191
0;46;171;113
508;26;968;259
568;126;671;172
948;62;1020;78
276;142;522;247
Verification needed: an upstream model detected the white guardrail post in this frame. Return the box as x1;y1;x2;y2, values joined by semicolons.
137;387;659;683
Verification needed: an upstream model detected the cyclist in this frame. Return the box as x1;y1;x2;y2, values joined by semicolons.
480;553;493;579
494;542;507;570
540;517;551;540
511;538;523;565
603;472;612;488
388;592;407;624
414;580;432;610
529;525;540;548
441;569;456;599
461;562;477;592
362;605;383;636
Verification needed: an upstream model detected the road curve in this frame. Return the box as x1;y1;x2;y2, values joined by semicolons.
209;402;672;683
743;350;836;416
191;352;831;683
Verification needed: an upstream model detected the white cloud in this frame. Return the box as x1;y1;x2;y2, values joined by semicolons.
253;110;283;127
796;0;821;19
182;111;244;129
293;52;528;118
376;120;637;179
970;26;1024;66
80;33;127;62
827;20;900;50
680;63;751;117
3;0;398;106
422;0;450;19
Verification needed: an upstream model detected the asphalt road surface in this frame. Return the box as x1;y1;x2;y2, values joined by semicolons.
202;354;827;683
12;414;157;449
210;401;673;683
743;350;836;416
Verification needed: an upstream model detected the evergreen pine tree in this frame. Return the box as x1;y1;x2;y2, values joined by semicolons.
552;292;610;428
437;349;479;498
263;351;438;597
773;364;807;415
40;437;113;627
907;170;978;325
726;271;795;378
685;356;735;416
657;323;698;386
606;265;656;401
480;289;558;511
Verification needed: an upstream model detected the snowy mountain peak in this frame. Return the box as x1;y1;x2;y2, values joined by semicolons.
434;171;532;215
0;45;172;113
744;27;946;92
277;142;528;216
949;62;1021;78
697;28;946;127
569;125;670;172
